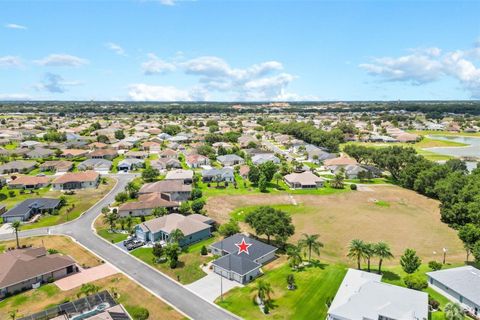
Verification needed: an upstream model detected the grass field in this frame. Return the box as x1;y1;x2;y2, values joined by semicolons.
408;130;480;137
206;185;465;264
0;236;185;320
131;236;216;285
217;260;347;320
0;235;102;268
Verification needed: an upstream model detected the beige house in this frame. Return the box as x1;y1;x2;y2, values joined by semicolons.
284;171;325;189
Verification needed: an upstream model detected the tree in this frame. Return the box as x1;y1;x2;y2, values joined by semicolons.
287;274;296;290
152;243;164;262
126;215;133;232
248;165;260;184
458;223;480;261
169;229;184;244
179;202;191;215
245;206;295;244
298;233;324;262
287;245;303;269
191;198;205;213
472;241;480;264
258;161;277;182
103;213;118;231
347;239;366;270
191;188;203;200
258;173;268;192
8;310;18;320
114;130;125;140
201;245;208;255
255;280;273;305
363;243;375;272
330;171;344;189
126;181;139;199
273;172;283;187
114;192;128;203
400;248;422;274
152;207;168;217
164;242;180;268
10;221;21;249
374;242;393;274
444;303;464;320
142;167;159;182
218;219;240;237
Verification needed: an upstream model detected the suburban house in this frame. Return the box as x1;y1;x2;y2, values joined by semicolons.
251;153;280;165
165;169;194;184
118;193;178;217
88;148;118;160
61;149;89;158
0;160;37;174
26;147;55;159
1;198;61;223
209;234;277;284
150;158;182;171
217;154;245;166
327;269;428;320
284;171;325;189
77;158;112;172
89;142;108;149
139;180;192;202
323;156;358;167
135;213;213;246
427;266;480;316
125;150;149;159
142;141;161;153
304;144;335;162
185;154;210;168
118;158;145;171
52;171;100;190
327;164;381;179
7;175;51;189
160;148;178;159
201;167;235;183
39;160;73;173
0;247;77;298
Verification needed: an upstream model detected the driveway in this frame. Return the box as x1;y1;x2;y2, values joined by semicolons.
0;223;12;235
186;272;242;302
55;263;119;291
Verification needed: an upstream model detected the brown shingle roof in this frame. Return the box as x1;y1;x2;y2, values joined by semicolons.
139;213;210;236
53;170;99;184
139;180;192;194
119;193;177;211
8;175;51;186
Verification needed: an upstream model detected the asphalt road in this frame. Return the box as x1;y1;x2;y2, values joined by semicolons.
0;174;239;320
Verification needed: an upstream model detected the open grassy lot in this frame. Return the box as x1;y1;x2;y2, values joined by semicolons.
131;236;217;285
217;260;347;320
206;185;465;264
0;235;185;319
408;130;480;137
0;235;102;268
15;177;116;230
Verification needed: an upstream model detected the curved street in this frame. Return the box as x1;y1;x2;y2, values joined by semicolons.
0;174;239;320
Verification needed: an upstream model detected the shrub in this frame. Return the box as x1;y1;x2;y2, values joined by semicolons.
130;306;150;320
169;259;177;269
404;274;428;290
350;183;357;190
47;249;59;254
429;297;440;311
8;190;15;197
428;260;442;271
200;245;208;256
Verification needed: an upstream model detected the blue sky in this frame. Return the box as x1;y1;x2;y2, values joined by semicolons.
1;0;479;101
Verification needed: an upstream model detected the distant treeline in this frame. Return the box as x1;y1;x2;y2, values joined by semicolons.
1;101;480;116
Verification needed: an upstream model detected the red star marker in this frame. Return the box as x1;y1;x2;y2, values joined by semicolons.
235;237;252;255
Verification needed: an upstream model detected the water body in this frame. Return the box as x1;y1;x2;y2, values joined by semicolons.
424;135;480;170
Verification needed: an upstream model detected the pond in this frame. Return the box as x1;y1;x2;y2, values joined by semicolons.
424;135;480;170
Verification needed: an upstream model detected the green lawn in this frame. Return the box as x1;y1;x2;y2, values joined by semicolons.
131;243;214;284
408;130;480;137
230;204;310;222
97;229;129;243
217;262;347;320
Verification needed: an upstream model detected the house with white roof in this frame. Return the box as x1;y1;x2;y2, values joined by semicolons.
327;269;428;320
427;266;480;316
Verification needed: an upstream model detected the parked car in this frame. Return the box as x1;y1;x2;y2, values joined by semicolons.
126;240;144;251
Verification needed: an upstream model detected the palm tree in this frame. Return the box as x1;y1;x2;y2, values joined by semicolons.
256;280;273;304
8;310;18;320
444;303;464;320
103;213;118;231
298;233;324;262
169;229;184;244
287;245;303;270
10;221;21;249
330;172;344;189
273;172;283;187
364;243;374;272
125;215;133;232
374;242;394;274
347;239;366;270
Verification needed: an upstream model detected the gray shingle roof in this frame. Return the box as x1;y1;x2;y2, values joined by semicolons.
2;198;61;218
212;254;261;276
427;266;480;305
210;234;277;262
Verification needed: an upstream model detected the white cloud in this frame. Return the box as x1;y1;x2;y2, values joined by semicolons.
142;54;176;75
128;84;202;101
0;93;31;100
35;54;89;67
360;42;480;98
105;42;126;56
5;23;27;30
35;73;82;93
0;56;22;68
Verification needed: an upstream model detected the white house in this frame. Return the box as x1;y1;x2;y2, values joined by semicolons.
328;269;428;320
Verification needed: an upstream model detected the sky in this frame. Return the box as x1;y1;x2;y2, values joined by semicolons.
1;0;480;102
